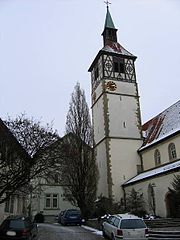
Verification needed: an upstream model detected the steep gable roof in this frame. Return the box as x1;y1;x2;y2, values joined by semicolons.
0;118;30;159
140;100;180;151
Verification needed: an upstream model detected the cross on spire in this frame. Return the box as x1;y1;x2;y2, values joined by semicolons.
104;0;111;8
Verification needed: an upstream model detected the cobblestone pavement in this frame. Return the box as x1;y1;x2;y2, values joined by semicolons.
37;223;103;240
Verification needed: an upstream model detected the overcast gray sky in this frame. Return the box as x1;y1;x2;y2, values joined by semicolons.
0;0;180;136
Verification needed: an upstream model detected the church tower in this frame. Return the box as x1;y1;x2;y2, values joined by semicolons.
88;6;143;201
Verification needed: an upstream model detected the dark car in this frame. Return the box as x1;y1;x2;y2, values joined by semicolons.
61;209;82;226
0;215;38;240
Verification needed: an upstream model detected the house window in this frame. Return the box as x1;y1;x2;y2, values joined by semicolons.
154;149;161;166
45;194;58;209
4;195;14;213
168;143;177;161
113;58;125;73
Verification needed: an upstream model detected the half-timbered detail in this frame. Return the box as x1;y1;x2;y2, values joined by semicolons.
91;56;103;92
102;54;136;82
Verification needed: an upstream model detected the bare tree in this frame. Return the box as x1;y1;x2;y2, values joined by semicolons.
5;113;59;157
0;115;60;204
5;113;62;181
62;83;98;218
0;118;31;204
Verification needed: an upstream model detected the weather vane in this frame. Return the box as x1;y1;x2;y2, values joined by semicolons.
104;0;111;7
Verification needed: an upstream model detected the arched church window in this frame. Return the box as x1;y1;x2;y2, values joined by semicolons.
168;143;177;161
154;149;161;166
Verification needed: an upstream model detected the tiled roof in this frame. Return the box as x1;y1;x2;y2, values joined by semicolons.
102;41;135;57
0;118;30;158
140;100;180;150
123;159;180;186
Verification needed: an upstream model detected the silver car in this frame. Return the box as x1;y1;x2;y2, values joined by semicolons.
102;214;149;240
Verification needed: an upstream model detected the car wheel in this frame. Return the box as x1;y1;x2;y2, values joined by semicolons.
111;234;115;240
28;235;33;240
102;228;107;239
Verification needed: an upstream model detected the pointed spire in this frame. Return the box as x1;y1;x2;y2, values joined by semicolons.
104;6;116;29
102;6;117;46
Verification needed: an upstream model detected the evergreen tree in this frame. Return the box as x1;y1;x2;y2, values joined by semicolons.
169;174;180;214
170;175;180;198
126;188;146;217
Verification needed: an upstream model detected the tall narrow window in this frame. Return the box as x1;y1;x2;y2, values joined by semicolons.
10;195;14;213
154;149;161;166
45;194;51;208
114;62;119;72
4;199;10;213
113;58;125;73
52;194;58;208
4;196;14;213
168;143;177;161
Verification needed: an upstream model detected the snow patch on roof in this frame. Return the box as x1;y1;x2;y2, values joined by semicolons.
140;100;180;150
102;42;134;57
124;159;180;185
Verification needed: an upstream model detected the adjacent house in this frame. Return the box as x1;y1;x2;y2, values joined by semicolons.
30;133;84;222
0;118;30;223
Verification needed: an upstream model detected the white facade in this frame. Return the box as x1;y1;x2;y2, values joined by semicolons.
31;183;75;222
90;51;143;202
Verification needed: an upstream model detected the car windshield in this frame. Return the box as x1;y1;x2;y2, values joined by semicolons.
66;210;80;217
9;220;25;229
120;219;146;229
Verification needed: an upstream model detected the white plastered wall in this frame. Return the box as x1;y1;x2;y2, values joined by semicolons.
141;134;180;171
109;139;142;201
31;185;74;219
95;141;109;198
124;171;179;217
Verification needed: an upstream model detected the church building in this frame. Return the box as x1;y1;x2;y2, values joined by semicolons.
89;6;180;217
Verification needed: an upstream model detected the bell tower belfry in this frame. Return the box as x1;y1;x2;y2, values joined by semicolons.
88;6;143;201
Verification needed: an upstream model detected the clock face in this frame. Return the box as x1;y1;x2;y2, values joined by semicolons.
106;81;117;91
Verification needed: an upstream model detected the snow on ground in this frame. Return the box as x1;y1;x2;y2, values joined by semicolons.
82;225;102;236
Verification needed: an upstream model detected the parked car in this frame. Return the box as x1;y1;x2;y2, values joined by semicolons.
57;210;65;224
0;215;38;240
102;213;149;239
61;209;82;226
